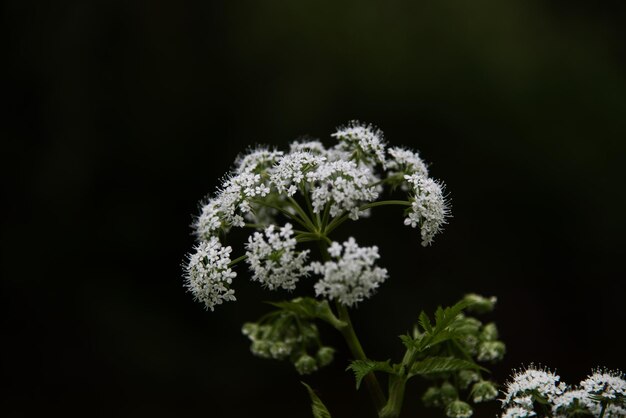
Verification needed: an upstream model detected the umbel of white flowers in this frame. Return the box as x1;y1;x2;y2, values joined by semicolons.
183;121;450;311
500;365;626;418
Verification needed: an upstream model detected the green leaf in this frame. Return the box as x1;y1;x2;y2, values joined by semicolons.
266;298;346;329
346;359;395;389
408;357;485;378
433;300;473;335
418;311;433;333
399;334;414;349
301;382;332;418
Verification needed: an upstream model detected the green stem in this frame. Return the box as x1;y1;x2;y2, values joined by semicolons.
379;375;407;418
251;199;310;231
316;241;386;413
287;196;318;232
336;302;387;413
359;200;411;211
599;402;607;418
228;254;247;267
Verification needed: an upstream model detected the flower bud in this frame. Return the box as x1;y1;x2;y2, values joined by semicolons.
477;341;506;362
463;294;497;314
250;340;272;359
422;386;443;407
294;354;318;375
446;400;473;418
241;322;258;337
471;380;498;403
440;382;459;404
316;346;335;367
458;370;480;389
481;323;498;341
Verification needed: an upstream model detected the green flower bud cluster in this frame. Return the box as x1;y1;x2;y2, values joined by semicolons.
242;311;335;375
423;383;474;417
419;294;505;417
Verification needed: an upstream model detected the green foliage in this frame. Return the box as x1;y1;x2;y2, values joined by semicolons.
408;357;485;378
301;382;332;418
346;359;395;389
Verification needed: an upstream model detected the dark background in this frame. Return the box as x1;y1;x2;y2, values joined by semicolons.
3;1;626;417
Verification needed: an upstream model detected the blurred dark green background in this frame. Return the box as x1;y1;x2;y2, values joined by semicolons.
3;1;626;417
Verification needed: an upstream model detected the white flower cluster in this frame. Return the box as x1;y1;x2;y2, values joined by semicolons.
501;366;626;418
331;121;387;166
245;223;310;291
186;121;450;310
387;146;429;179
307;160;379;219
580;369;626;401
184;237;237;311
270;152;326;196
404;174;449;246
501;366;565;416
311;238;388;307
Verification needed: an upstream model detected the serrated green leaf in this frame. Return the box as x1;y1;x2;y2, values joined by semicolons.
433;300;473;335
408;357;485;378
301;382;332;418
399;334;414;349
418;311;433;333
346;359;395;389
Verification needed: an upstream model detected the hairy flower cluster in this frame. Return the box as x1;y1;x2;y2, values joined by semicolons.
311;238;388;307
331;121;387;166
501;366;626;418
501;366;565;414
184;237;237;311
186;121;449;310
404;174;449;246
387;146;429;179
270;152;326;196
245;223;310;291
307;160;379;219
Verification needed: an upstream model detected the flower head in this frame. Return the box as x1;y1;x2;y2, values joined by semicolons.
580;368;626;401
245;223;310;291
270;151;325;196
307;160;379;219
404;174;449;246
234;147;284;175
184;237;237;311
446;400;473;418
387;146;429;179
311;237;388;307
502;365;565;408
331;120;387;166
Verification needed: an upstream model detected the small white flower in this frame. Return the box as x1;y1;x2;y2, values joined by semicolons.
311;237;388;307
387;146;429;179
307;160;379;220
502;366;564;408
501;406;536;418
217;171;271;227
245;223;310;291
552;389;590;416
289;140;328;156
234;147;284;175
184;237;237;311
580;368;626;401
270;152;326;196
331;120;387;166
404;174;449;246
193;199;223;240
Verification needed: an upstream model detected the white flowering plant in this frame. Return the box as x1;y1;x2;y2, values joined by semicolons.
182;121;621;418
500;366;626;418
